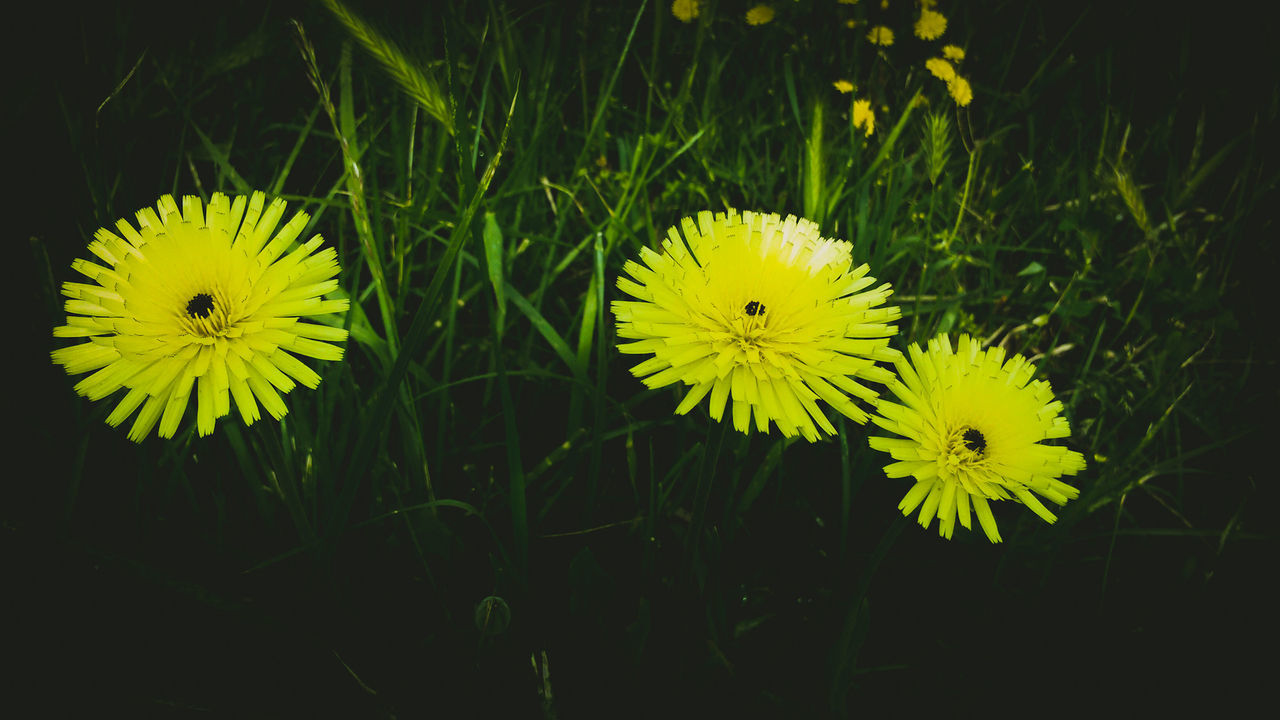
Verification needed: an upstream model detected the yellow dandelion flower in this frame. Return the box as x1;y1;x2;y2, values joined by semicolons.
866;25;894;46
745;4;775;25
613;210;900;441
914;9;947;40
51;192;350;442
833;79;854;94
838;0;858;5
852;98;875;136
671;0;700;23
845;19;859;28
947;75;973;106
868;334;1086;543
925;57;956;82
942;44;965;61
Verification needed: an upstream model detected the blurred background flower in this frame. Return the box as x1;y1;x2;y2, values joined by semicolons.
745;4;775;26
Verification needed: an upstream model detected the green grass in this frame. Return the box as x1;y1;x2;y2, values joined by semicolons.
16;0;1274;715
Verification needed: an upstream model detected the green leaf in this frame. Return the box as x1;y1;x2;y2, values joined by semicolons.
190;123;252;195
337;79;520;537
482;211;507;328
506;283;588;386
1017;261;1046;277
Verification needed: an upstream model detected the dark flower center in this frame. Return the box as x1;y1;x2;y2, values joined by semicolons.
186;293;215;319
962;427;986;455
744;300;765;316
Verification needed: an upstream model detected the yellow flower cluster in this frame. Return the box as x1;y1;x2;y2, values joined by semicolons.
614;241;1087;542
912;12;972;107
671;0;778;27
829;3;975;131
927;55;973;107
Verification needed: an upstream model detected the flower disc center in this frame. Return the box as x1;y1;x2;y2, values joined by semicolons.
942;425;989;471
962;427;987;455
186;293;215;319
179;289;235;338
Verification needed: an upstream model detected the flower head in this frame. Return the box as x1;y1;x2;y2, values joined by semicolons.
925;57;956;82
852;98;875;136
833;79;854;94
914;9;947;40
613;210;900;441
866;25;894;46
868;334;1086;542
671;0;700;22
745;4;775;25
947;75;973;106
941;44;965;61
52;192;349;441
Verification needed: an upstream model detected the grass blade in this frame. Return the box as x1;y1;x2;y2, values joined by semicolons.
506;282;588;386
335;79;519;536
482;211;507;329
321;0;454;135
190;122;251;195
